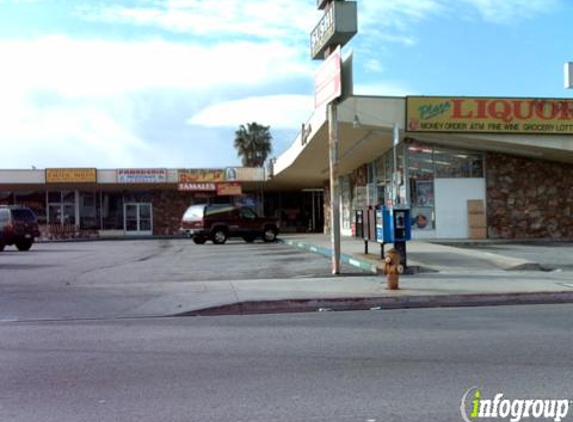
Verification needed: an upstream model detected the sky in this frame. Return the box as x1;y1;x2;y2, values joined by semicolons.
0;0;572;169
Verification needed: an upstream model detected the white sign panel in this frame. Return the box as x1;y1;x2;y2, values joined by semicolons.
565;62;573;89
117;169;168;183
314;45;341;109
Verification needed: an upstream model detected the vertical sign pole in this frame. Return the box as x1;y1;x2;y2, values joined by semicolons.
328;101;341;275
392;123;399;205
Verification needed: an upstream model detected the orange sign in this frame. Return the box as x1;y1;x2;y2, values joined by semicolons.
46;168;97;183
406;96;573;135
217;183;242;196
178;169;225;183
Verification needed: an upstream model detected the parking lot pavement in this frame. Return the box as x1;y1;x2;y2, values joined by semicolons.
0;239;364;321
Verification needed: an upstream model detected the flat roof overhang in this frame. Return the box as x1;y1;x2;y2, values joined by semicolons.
267;95;573;192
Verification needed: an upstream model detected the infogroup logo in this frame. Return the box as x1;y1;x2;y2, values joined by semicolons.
461;387;571;422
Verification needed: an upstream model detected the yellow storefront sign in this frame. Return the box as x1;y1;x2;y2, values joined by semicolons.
178;169;225;183
406;96;573;135
46;168;97;183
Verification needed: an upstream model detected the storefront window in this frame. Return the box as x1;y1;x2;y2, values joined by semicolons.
47;190;76;225
80;192;100;230
407;142;435;231
434;147;484;178
341;176;351;231
101;192;124;230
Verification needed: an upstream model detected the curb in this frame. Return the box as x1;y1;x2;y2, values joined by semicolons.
280;238;378;274
176;291;573;317
280;239;428;275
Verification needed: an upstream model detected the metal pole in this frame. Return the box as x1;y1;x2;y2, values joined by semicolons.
392;123;400;205
328;101;341;275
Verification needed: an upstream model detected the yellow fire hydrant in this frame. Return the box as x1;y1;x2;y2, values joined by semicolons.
381;248;404;290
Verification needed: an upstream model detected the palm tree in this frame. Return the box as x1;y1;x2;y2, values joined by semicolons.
233;122;273;167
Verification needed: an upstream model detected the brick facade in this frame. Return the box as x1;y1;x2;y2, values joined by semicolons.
152;190;194;235
486;152;573;239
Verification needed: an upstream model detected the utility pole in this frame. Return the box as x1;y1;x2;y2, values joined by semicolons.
311;0;357;275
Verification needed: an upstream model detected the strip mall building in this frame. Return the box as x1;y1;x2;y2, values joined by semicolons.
269;95;573;240
1;95;572;240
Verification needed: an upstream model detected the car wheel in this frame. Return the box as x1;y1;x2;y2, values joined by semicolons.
0;242;5;252
16;240;33;251
263;227;278;243
192;236;207;245
242;235;255;243
211;229;228;245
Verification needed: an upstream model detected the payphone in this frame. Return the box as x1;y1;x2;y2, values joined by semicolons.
375;205;411;267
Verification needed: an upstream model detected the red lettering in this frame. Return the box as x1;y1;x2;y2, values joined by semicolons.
475;99;488;119
512;100;535;120
451;99;473;119
536;101;559;120
557;101;573;120
488;100;513;123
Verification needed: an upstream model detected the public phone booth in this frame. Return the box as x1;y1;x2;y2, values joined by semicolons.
375;205;411;267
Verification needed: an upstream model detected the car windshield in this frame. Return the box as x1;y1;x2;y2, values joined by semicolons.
11;209;36;222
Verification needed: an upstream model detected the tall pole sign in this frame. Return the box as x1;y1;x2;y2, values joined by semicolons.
310;0;357;275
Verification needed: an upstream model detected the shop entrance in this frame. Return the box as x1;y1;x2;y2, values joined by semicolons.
124;203;153;235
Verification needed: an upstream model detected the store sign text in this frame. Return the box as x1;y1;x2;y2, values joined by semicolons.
117;169;167;183
178;169;225;183
178;183;216;192
46;168;97;183
406;97;573;135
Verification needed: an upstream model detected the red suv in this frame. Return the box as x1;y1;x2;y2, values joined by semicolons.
0;206;41;251
180;204;279;245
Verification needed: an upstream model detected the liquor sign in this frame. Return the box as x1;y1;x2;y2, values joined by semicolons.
46;168;97;183
217;183;242;196
406;96;573;135
178;183;216;192
117;169;167;183
178;169;225;183
310;1;357;60
314;45;341;109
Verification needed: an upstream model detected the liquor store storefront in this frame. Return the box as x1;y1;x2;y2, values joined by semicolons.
269;95;573;240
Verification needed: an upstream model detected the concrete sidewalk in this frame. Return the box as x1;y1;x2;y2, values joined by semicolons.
279;234;546;274
166;234;573;316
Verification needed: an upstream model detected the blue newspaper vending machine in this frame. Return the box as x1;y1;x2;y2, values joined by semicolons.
375;205;411;266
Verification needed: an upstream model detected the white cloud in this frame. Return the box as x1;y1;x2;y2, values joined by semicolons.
0;35;312;168
77;0;320;39
0;35;310;98
460;0;560;24
358;0;562;47
187;95;314;129
354;82;416;97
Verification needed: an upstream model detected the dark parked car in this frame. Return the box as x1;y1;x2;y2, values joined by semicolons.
180;204;279;245
0;205;41;251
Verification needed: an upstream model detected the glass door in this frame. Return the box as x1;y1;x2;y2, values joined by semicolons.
124;203;153;235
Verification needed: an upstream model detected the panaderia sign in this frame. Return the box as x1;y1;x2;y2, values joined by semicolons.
406;96;573;135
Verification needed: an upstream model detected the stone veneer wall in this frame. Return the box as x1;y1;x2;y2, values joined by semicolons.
486;152;573;239
152;190;195;235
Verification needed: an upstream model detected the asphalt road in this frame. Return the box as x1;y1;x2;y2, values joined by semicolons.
0;239;362;321
2;304;573;422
